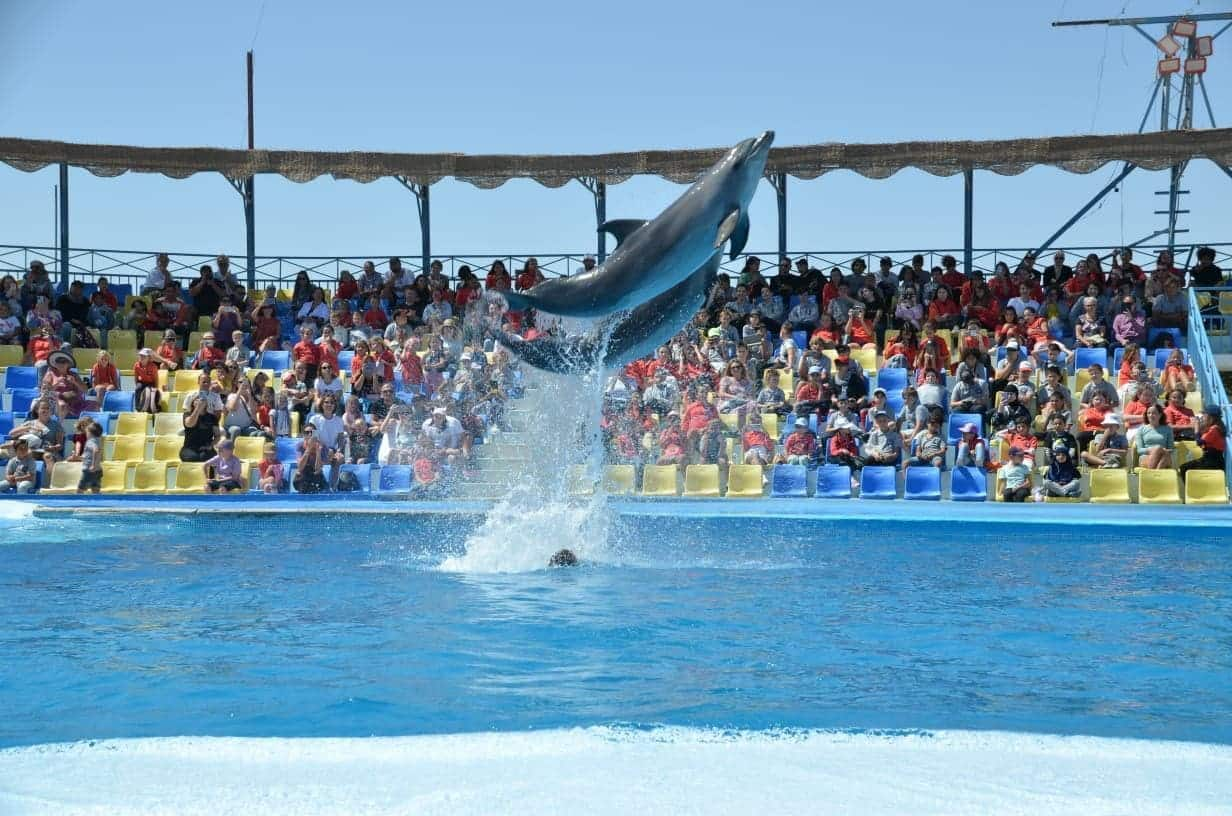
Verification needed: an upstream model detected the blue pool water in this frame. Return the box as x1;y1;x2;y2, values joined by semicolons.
2;504;1230;751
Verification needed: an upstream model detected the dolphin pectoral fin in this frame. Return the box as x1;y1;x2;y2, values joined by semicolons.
599;219;648;248
714;208;741;250
728;212;750;260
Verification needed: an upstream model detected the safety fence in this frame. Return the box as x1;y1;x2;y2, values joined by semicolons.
1188;287;1232;487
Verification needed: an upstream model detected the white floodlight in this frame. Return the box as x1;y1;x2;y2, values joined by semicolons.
1172;19;1196;38
1195;36;1213;58
1157;34;1181;56
1184;57;1207;75
1158;57;1181;75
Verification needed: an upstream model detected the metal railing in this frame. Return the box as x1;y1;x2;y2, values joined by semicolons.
3;241;1231;293
1188;287;1232;488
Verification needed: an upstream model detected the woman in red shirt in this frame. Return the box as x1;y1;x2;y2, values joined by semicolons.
844;307;876;349
335;270;359;303
251;304;283;353
1118;343;1142;387
90;350;120;401
1159;348;1196;393
1163;388;1196;440
1179;407;1227;477
810;313;841;349
399;342;425;389
927;286;962;329
883;325;919;370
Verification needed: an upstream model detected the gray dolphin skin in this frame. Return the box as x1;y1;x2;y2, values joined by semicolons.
499;131;773;318
495;254;721;374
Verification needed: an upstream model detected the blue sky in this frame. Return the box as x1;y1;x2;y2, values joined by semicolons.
0;0;1228;268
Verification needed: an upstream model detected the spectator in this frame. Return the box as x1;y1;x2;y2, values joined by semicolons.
1179;407;1227;477
949;368;989;416
998;446;1032;502
997;415;1038;466
1;399;64;467
74;420;104;494
1041;442;1081;499
0;300;20;345
1077;391;1113;452
306;394;347;489
1158;348;1196;393
143;253;175;295
293;423;330;493
742;413;775;466
786;295;819;334
42;350;91;418
1082;414;1128;469
779;416;817;466
990;385;1031;434
180;372;223;462
87;289;116;332
89;349;120;402
1151;277;1187;331
2;439;39;494
133;347;163;413
223;379;261;440
1111;296;1147;347
189;265;224;318
201;439;245;494
1163;388;1196;442
953;423;986;468
422;407;469;469
861;410;902;468
1080;364;1119;409
1134;403;1174;470
906;414;946;468
1188;246;1225;287
258;443;285;493
193;331;226;370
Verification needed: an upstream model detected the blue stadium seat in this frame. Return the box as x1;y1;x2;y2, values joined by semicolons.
884;390;904;416
275;436;300;465
1112;346;1124;374
1153;347;1188;370
0;411;12;439
770;464;807;498
3;366;37;391
327;462;372;493
875;368;908;392
904;466;941;500
1147;328;1183;351
949;466;987;501
78;410;113;434
376;465;413;494
336;349;355;373
102;391;134;413
1073;348;1108;372
109;283;133;305
259;350;291;372
792;330;808;351
9;388;40;415
859;466;896;499
815;464;853;499
947;412;983;444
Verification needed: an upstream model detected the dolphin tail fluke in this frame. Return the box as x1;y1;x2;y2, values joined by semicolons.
729;211;751;260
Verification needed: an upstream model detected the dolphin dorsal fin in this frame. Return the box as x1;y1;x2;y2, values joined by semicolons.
599;219;648;248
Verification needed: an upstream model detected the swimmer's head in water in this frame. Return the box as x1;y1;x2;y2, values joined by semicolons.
549;549;578;567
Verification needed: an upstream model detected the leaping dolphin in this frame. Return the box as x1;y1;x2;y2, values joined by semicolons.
499;131;773;318
495;253;720;374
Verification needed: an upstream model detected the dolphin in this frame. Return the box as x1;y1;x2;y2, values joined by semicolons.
495;253;720;374
499;131;773;318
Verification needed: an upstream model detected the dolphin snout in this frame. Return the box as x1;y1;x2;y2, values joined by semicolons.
749;130;774;160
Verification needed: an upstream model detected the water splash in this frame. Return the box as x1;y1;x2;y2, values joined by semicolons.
0;501;37;523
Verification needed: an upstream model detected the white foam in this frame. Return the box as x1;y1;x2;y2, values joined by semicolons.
0;500;36;521
1;726;1229;815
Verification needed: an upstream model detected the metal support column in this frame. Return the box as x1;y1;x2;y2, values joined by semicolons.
393;177;431;272
243;178;256;289
962;168;973;275
773;172;787;260
58;163;69;286
595;181;607;263
1032;163;1137;257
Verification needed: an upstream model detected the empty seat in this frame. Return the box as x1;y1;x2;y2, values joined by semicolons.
127;462;170;494
186;332;204;354
815;464;853;498
275;436;300;464
9;388;40;415
107;329;138;349
100;461;129;494
4;366;37;390
1138;469;1181;504
142;330;164;350
770;464;808;498
760;413;779;440
74;348;102;370
949;466;987;501
167;464;207;494
1089;469;1131;503
725;464;764;498
173;370;202;393
329;463;372;493
101;391;134;413
860;466;897;499
1185;470;1229;505
1147;328;1183;352
718;413;739;432
259;350;291;372
109;434;147;463
904;466;941;500
153;412;184;436
1073;348;1108;372
0;345;24;370
602;465;635;495
375;465;413;494
683;464;721;497
151;434;185;462
336;349;355;372
640;464;679;496
875;367;908;392
113;412;150;437
40;461;84;494
110;349;138;371
0;411;13;439
850;348;877;373
233;436;267;462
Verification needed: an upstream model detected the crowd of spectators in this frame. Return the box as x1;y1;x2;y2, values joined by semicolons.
1;246;1228;499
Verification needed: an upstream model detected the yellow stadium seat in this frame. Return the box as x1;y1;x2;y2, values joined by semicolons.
198;316;213;332
233;436;266;462
884;329;900;343
124;294;151;311
640;464;679;496
173;370;202;392
277;288;293;303
40;461;84;494
851;348;877;373
1185;470;1229;505
107;329;137;349
187;332;203;353
760;413;779;440
822;349;839;364
100;461;129;494
85;327;102;347
168;464;207;494
1219;292;1232;316
718;413;739;432
1184;391;1203;413
567;464;596;496
142;330;164;350
111;348;138;371
152;434;185;462
74;348;101;370
726;463;765;497
1074;368;1092;394
113;412;150;437
0;344;24;370
1174;440;1202;466
1089;469;1130;503
153;413;184;436
127;461;170;494
1138;469;1181;504
109;434;147;463
683;464;721;497
602;464;635;495
246;368;274;384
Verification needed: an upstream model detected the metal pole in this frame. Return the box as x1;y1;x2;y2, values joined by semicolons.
58;163;69;287
595;181;607;263
1033;163;1137;256
245;50;256;289
962;167;973;275
775;172;787;260
418;185;431;273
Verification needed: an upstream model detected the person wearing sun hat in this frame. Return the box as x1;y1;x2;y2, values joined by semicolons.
41;348;93;418
1082;414;1129;469
779;415;818;466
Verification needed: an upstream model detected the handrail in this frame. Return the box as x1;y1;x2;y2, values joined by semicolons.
3;241;1232;291
1187;287;1232;489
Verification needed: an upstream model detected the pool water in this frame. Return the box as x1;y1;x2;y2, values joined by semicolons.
2;505;1230;750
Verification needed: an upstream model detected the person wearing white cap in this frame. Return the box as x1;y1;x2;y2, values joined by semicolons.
1082;414;1129;469
826;417;862;485
421;406;468;468
779;415;817;466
